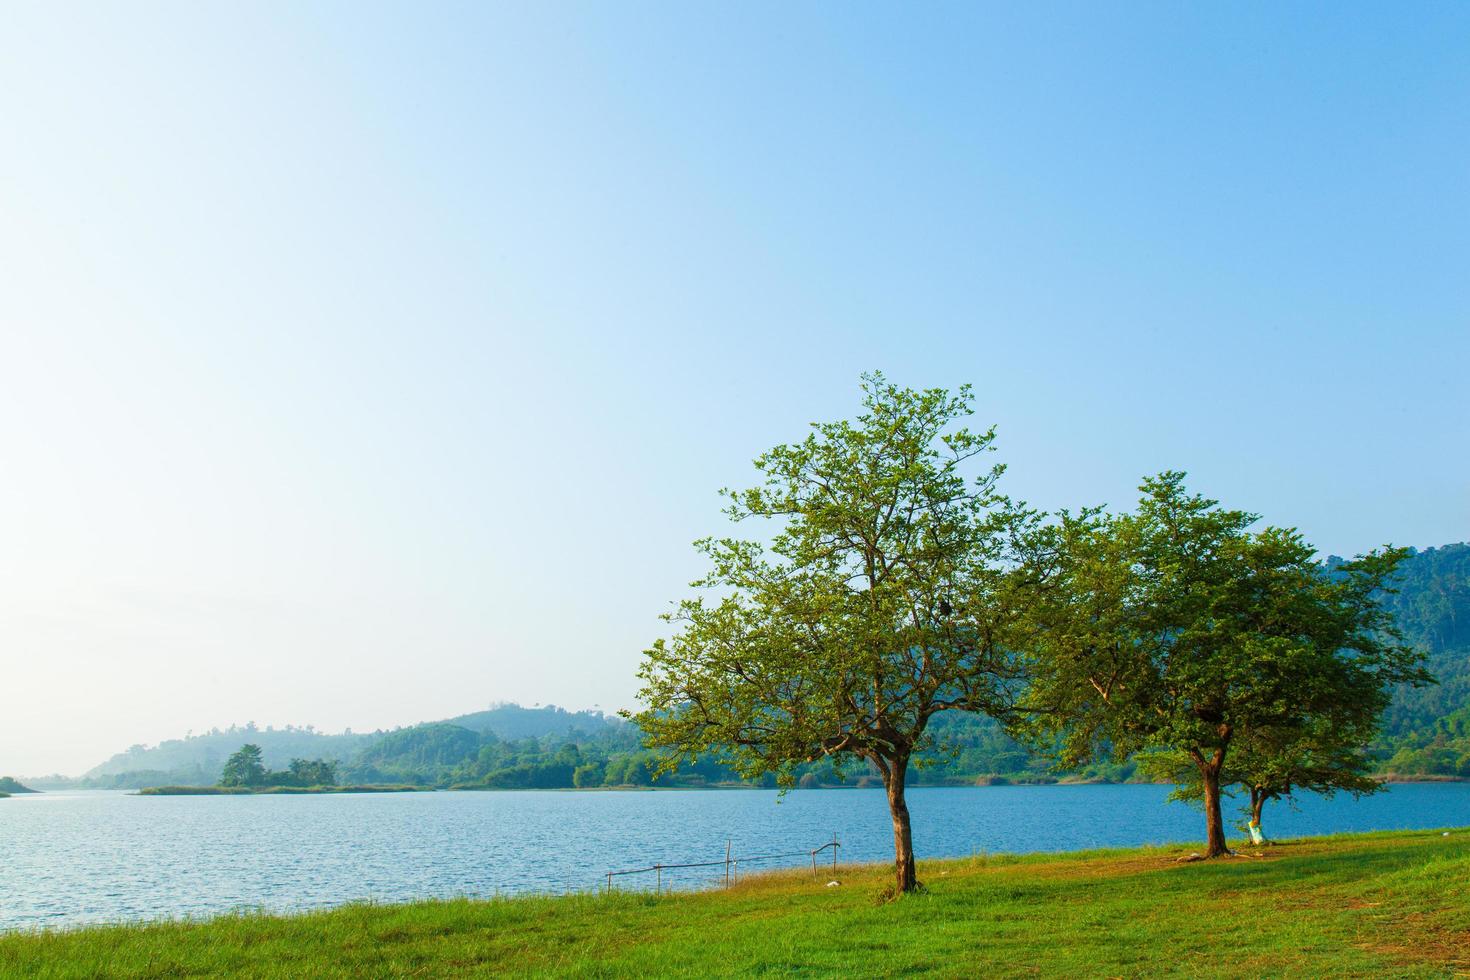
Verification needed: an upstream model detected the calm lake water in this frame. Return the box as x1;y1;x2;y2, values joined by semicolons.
3;783;1468;932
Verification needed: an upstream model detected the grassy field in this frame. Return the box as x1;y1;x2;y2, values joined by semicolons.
2;829;1467;978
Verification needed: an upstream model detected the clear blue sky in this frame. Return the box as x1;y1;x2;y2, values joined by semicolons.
2;4;1466;774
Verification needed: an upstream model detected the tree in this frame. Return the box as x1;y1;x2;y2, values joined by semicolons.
632;374;1043;894
1024;473;1429;857
1236;724;1380;842
219;744;266;787
572;762;604;788
284;757;339;787
1139;667;1428;844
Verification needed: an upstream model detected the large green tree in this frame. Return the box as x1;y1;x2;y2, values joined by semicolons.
632;374;1043;894
219;743;266;788
1024;474;1428;857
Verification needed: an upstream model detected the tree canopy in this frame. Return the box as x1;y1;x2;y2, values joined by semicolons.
632;373;1046;892
1022;473;1430;856
219;744;266;788
216;744;340;789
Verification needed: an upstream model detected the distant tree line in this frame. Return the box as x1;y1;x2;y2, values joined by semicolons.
218;744;340;789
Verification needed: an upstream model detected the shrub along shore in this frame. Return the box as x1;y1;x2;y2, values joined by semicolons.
2;829;1466;977
137;774;1468;796
136;785;425;796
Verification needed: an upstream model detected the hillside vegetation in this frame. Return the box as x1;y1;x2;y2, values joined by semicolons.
2;830;1466;977
1371;544;1470;774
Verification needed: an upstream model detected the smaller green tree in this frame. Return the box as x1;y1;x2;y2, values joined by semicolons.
1235;723;1382;843
1139;718;1384;845
1023;474;1429;858
219;744;266;787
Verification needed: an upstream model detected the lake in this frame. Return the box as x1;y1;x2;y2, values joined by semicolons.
3;783;1468;932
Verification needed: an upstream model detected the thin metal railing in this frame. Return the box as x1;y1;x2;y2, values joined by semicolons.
604;833;840;894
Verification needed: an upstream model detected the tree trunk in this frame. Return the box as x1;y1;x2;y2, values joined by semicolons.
882;757;919;893
1200;765;1229;858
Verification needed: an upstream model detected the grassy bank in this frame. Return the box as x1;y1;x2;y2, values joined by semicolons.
136;785;425;795
3;829;1467;977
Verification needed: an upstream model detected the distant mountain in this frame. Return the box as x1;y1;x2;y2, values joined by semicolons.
82;725;373;788
0;777;39;794
72;703;625;788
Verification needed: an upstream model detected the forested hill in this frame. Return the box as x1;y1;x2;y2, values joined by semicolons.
47;544;1470;790
69;704;622;789
1368;543;1470;774
439;704;622;739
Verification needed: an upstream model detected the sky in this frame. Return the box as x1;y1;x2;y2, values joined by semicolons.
1;4;1466;776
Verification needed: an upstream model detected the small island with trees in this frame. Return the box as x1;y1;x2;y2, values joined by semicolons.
137;744;423;795
0;776;39;797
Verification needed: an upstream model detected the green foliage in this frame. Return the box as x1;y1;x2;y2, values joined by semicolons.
440;703;623;740
631;374;1049;889
1377;703;1470;777
1022;473;1431;853
1372;543;1470;656
351;724;482;780
277;758;339;788
1368;543;1470;772
216;744;338;789
218;744;267;788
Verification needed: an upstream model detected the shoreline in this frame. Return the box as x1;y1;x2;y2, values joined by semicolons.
2;828;1466;975
113;776;1470;796
135;785;426;796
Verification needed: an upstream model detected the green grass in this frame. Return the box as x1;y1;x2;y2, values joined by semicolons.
3;829;1468;978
